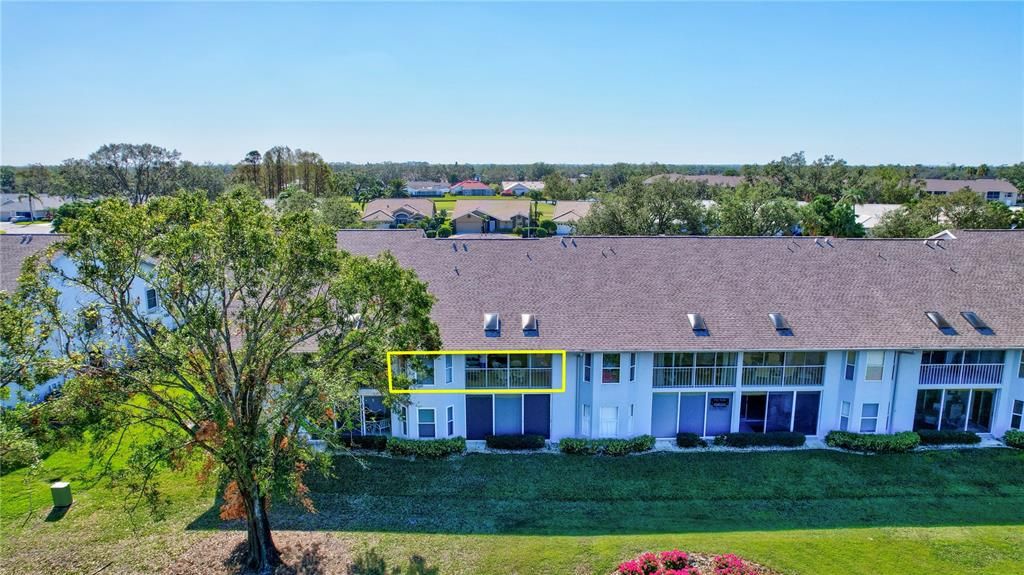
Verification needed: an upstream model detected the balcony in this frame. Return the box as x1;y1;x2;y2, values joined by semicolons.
919;363;1003;386
465;367;552;389
653;366;737;388
742;366;825;386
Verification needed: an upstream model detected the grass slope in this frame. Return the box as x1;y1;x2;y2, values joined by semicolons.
2;448;1023;574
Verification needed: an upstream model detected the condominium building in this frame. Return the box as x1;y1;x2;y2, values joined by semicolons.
336;229;1024;442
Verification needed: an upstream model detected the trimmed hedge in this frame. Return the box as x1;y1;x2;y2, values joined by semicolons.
917;429;981;446
485;434;546;450
675;432;708;448
825;430;920;453
386;436;465;459
1004;429;1024;449
341;434;388;451
713;432;805;448
559;435;655;456
517;227;548;238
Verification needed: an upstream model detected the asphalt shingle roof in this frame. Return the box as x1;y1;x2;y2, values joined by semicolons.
0;234;63;292
336;229;1024;352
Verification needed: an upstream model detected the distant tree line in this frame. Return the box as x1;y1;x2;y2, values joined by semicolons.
3;146;1021;238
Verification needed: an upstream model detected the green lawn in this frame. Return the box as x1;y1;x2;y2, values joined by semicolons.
3;447;1023;574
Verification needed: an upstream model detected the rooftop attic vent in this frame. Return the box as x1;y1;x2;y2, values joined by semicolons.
687;313;709;337
768;313;793;336
960;311;994;335
925;311;957;336
484;313;501;337
522;314;539;337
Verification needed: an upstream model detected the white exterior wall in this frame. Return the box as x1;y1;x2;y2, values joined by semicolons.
378;348;1024;443
3;255;170;407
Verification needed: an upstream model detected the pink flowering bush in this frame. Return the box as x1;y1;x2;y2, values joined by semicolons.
616;550;697;575
713;554;767;575
616;550;772;575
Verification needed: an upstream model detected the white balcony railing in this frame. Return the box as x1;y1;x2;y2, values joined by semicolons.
742;365;825;386
465;367;552;389
919;363;1003;386
652;366;737;388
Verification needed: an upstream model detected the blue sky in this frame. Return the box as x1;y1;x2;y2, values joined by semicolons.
2;2;1021;166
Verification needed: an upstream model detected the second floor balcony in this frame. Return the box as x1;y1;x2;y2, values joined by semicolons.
465;367;553;389
653;366;737;388
919;350;1005;386
741;365;825;386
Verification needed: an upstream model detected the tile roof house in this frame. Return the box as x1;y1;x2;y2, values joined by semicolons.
450;200;532;235
336;229;1024;444
450;180;495;196
551;201;595;235
1;193;68;221
405;181;451;197
921;179;1019;206
500;181;546;196
360;199;436;228
643;174;745;187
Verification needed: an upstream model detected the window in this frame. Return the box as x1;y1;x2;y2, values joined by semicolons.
602;354;620;384
915;388;997;432
1012;400;1023;430
583;354;592;383
1019;354;1024;378
446;405;455;436
599;407;618;437
445;355;453;384
145;287;158;310
417;408;436;438
401;406;408;436
845;352;856;381
986;191;1000;201
581;404;591;436
840;401;851;431
628;404;634;433
860;403;879;433
629;353;637;382
865;351;884;381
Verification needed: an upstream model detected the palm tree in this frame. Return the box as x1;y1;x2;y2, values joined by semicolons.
840;187;866;205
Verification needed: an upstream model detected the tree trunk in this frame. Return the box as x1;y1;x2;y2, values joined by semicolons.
241;483;280;574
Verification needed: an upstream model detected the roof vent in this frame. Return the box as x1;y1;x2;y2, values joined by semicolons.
768;313;793;336
960;311;993;335
521;314;538;337
925;311;957;336
484;313;501;337
687;313;709;337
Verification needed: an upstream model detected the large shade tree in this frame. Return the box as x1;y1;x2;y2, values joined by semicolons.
36;189;439;573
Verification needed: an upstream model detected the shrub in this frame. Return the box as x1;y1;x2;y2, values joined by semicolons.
539;219;557;234
436;224;452;238
424;230;437;238
484;434;546;450
675;433;707;448
385;436;465;459
517;226;548;238
559;435;655;456
825;430;920;453
1004;429;1024;449
712;432;805;448
340;433;387;451
916;429;981;446
713;553;770;575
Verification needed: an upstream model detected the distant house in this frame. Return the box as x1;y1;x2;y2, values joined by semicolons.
451;200;531;234
854;204;902;230
551;200;595;235
360;199;435;229
642;174;745;187
501;181;545;196
450;180;495;196
1;193;67;221
921;179;1019;206
406;181;450;197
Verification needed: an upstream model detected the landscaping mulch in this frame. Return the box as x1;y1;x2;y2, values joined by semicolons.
164;531;352;575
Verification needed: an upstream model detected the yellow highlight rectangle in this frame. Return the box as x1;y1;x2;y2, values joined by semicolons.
386;349;567;394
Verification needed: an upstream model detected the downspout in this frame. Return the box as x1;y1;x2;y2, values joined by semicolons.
888;350;913;433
